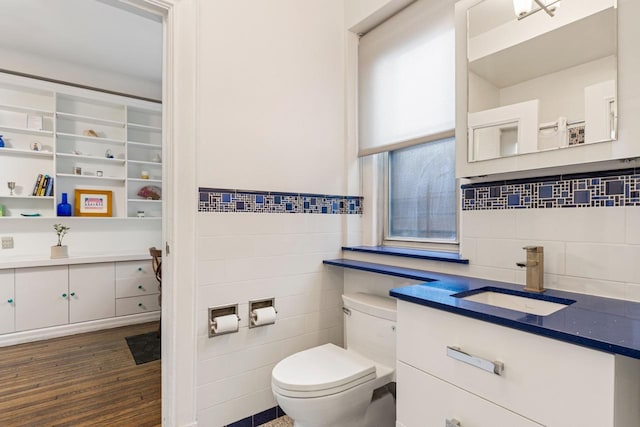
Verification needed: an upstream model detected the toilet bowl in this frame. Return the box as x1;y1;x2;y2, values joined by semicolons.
271;293;397;427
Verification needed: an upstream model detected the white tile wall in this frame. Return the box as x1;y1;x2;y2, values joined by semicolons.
344;207;640;308
196;213;344;426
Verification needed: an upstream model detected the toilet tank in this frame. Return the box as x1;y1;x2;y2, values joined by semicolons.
343;293;397;368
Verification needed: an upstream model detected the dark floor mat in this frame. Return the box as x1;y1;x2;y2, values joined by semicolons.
125;332;161;365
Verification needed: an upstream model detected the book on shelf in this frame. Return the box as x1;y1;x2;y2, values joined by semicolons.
45;176;54;196
31;174;43;196
40;176;49;196
31;174;52;197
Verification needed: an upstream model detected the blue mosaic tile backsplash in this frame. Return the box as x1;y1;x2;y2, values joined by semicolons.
199;187;363;214
462;168;640;210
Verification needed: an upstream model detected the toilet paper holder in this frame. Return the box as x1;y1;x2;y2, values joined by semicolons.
208;304;241;338
249;298;277;328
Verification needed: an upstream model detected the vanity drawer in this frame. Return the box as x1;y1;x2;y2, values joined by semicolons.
116;294;160;316
397;361;542;427
115;260;154;279
116;276;160;298
397;300;615;426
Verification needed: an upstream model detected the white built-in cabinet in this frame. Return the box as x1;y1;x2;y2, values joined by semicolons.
1;259;159;340
15;266;69;331
396;300;640;427
0;72;162;218
68;263;116;323
0;270;15;334
115;260;161;316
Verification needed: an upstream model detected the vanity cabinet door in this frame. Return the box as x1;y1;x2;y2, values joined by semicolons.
397;300;617;426
68;263;115;323
0;269;15;334
397;362;542;427
15;266;68;331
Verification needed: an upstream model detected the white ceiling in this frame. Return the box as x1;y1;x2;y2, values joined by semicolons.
0;0;162;83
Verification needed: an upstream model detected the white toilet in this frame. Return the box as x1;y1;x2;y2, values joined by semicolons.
272;292;397;427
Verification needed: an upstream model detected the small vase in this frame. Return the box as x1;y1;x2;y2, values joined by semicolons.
51;245;68;259
57;192;72;216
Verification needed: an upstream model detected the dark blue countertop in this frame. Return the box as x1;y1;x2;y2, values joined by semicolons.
324;258;640;359
341;246;469;264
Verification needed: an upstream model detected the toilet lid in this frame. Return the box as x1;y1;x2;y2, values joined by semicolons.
272;343;376;397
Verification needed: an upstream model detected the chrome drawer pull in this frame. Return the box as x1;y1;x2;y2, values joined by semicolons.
446;346;504;376
446;419;461;427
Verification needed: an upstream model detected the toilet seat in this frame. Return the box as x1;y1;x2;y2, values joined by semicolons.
272;343;376;398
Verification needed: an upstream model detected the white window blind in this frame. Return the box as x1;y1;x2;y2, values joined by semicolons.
358;0;455;157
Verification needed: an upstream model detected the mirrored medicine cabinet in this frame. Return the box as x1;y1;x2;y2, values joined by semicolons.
465;0;617;163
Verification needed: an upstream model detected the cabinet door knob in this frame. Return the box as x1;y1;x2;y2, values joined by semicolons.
138;267;143;272
70;292;76;297
138;285;143;289
7;298;13;304
446;419;461;427
62;293;67;298
138;303;143;307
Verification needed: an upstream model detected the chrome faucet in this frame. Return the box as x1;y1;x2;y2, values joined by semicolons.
516;246;544;293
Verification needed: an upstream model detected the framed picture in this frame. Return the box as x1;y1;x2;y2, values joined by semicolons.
74;189;113;217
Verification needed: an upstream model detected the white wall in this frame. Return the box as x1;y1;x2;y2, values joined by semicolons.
193;1;348;425
0;218;161;259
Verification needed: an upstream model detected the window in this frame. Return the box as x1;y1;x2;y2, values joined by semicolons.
388;138;457;242
357;0;457;246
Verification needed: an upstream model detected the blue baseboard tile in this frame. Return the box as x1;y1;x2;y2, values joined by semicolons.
226;416;252;427
225;406;286;427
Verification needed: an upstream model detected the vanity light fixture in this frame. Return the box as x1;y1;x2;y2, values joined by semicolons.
514;0;561;20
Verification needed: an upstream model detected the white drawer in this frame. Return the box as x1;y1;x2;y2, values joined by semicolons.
116;294;160;316
115;260;154;279
397;361;542;427
397;300;616;426
116;276;160;298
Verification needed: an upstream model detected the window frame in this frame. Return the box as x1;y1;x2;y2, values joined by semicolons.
381;140;460;252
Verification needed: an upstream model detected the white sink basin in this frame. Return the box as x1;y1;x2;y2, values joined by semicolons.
460;290;569;316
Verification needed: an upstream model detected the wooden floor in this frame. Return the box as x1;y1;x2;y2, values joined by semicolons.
0;322;161;427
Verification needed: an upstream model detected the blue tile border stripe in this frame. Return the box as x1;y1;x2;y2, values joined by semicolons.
199;187;363;214
225;405;286;427
461;168;640;210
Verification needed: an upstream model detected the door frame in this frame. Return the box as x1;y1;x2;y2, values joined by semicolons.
124;0;198;425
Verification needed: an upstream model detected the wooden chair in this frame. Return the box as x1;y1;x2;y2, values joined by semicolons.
149;247;162;337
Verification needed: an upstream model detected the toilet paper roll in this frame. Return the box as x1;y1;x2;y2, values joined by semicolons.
212;314;239;334
252;306;277;326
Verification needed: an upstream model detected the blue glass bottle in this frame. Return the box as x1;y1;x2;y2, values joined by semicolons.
0;135;5;148
57;192;72;216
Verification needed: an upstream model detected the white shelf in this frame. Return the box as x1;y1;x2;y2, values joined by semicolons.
0;195;53;200
128;159;162;166
56;112;125;128
56;132;125;145
127;198;161;203
0;103;53;115
127;123;161;132
129;178;162;184
0;73;161;220
0;125;53;136
56;173;125;182
127;141;161;149
56;153;126;165
0;147;53;158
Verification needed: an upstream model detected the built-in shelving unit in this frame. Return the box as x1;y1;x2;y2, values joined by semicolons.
0;73;162;219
